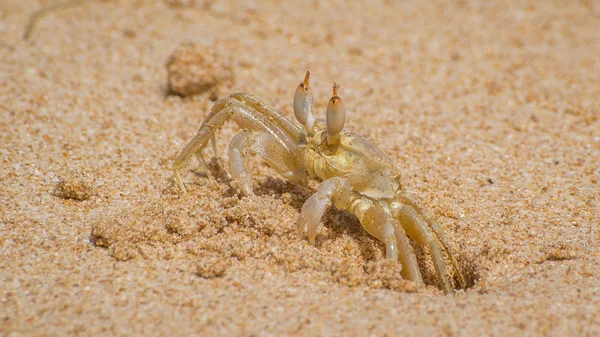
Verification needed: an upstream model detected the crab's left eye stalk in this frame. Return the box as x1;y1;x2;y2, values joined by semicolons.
326;83;345;143
293;70;315;133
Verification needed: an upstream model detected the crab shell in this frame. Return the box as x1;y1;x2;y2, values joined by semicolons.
301;129;400;200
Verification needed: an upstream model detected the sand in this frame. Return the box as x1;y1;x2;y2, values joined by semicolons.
1;0;599;336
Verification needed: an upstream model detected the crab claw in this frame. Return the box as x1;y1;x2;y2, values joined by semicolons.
296;190;330;245
293;70;315;133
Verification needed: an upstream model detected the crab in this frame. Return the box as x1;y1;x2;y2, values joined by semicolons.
173;71;466;293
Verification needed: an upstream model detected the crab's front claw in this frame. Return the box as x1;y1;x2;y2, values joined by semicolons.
296;177;353;245
296;188;330;245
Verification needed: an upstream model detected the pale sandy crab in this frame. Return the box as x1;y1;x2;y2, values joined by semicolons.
173;71;466;293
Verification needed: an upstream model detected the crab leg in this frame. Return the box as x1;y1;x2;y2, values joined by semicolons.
359;202;423;285
395;203;453;294
192;135;218;175
228;131;305;196
395;194;467;289
393;223;424;284
173;98;296;192
197;92;304;141
231;93;304;139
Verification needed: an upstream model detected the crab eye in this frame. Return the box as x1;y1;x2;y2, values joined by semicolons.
293;84;308;124
293;71;314;130
326;83;345;140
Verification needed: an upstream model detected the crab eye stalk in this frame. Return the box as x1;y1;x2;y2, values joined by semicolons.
293;70;315;132
326;83;345;143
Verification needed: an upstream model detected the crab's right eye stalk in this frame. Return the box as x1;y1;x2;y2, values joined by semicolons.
293;70;315;132
326;83;345;143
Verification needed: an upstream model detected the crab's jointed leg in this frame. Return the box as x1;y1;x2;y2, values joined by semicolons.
360;203;423;285
391;194;467;293
192;134;218;175
173;96;299;193
394;194;467;290
395;204;451;293
231;92;304;139
228;131;306;196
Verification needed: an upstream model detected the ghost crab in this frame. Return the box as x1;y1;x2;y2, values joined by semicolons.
173;71;466;293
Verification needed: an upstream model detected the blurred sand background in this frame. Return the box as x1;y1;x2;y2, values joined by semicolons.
1;0;599;335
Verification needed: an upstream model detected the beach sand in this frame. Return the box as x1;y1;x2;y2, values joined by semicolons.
1;0;599;335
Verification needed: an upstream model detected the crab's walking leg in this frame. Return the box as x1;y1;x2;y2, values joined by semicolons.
173;98;297;192
199;93;304;142
393;224;424;284
231;93;304;139
395;203;453;294
396;195;467;289
229;131;304;196
195;134;218;176
359;203;423;285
